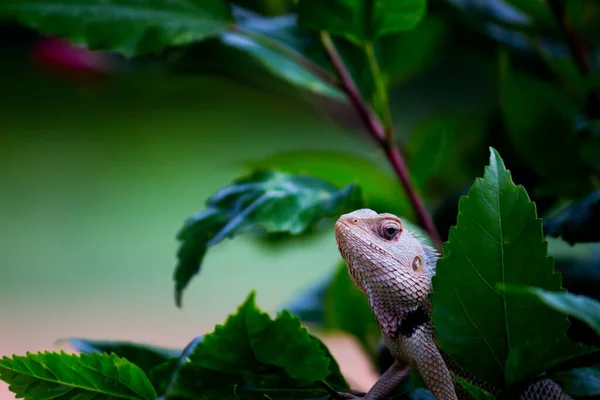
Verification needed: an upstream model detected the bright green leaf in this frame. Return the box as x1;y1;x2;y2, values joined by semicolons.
247;150;410;216
453;375;496;400
431;148;568;388
505;338;599;388
167;291;348;398
504;286;600;335
174;170;363;307
553;366;600;398
190;291;331;382
0;351;157;400
0;0;232;57
297;0;426;43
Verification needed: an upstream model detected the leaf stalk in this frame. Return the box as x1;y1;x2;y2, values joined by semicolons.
364;42;394;146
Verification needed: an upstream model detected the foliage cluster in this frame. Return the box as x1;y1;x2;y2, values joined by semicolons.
1;0;600;399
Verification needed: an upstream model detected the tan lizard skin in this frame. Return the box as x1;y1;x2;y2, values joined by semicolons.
333;209;571;400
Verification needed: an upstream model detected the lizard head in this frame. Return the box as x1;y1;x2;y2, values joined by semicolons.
334;208;439;303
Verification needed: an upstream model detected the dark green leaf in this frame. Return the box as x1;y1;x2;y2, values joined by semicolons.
149;358;179;396
174;170;363;306
503;286;600;335
0;351;157;400
377;15;447;86
499;58;591;195
408;111;489;197
544;190;600;245
61;338;181;375
431;148;568;388
552;366;600;398
505;338;599;388
0;0;232;57
166;291;348;399
297;0;426;43
453;375;496;400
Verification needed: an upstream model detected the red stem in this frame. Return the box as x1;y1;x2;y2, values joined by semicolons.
320;32;443;251
385;146;443;250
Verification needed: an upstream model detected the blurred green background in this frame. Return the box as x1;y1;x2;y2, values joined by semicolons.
0;43;364;367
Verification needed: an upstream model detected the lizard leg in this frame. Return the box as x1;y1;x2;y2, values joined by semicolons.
363;361;412;400
329;361;412;400
414;341;458;400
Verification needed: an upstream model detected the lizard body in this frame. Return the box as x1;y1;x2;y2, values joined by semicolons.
333;209;570;400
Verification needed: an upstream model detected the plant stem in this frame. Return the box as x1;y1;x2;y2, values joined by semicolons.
230;25;341;90
319;31;443;251
364;42;394;146
547;0;600;117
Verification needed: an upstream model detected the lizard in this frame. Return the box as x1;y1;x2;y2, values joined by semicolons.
333;208;571;400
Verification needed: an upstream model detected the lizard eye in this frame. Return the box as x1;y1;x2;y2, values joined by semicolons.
412;256;423;272
381;224;401;240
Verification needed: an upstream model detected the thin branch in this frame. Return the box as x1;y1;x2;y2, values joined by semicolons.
230;25;341;90
319;31;443;251
547;0;600;117
319;32;386;142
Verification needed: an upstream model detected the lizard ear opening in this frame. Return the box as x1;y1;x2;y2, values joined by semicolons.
412;256;424;272
422;245;440;276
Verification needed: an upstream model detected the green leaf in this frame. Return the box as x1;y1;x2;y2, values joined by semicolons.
297;0;426;43
60;338;180;375
220;30;343;99
0;0;232;57
505;338;599;388
247;150;410;215
552;366;600;398
377;15;447;85
220;9;343;99
0;351;157;400
408;111;489;196
504;286;600;336
453;375;496;400
431;148;568;388
167;291;348;398
149;358;180;396
174;170;363;307
499;59;591;195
